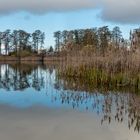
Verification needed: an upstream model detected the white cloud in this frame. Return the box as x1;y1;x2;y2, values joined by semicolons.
0;0;96;14
0;0;140;24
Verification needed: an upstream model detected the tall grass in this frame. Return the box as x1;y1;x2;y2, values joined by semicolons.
58;47;140;92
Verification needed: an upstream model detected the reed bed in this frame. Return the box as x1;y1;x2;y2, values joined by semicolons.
57;47;140;92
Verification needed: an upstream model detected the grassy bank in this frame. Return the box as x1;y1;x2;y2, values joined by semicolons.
57;47;140;92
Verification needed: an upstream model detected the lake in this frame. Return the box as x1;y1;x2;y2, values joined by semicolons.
0;63;140;140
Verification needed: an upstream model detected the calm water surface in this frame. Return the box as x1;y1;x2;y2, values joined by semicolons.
0;63;140;140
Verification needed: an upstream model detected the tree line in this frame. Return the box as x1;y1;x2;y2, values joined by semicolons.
54;26;132;54
0;29;45;56
0;26;139;57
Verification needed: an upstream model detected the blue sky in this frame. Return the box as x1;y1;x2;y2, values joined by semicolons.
0;0;139;48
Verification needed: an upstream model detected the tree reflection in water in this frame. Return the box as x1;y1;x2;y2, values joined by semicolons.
0;63;140;133
0;63;45;91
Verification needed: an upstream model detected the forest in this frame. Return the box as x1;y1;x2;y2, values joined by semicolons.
54;26;129;53
0;29;45;56
0;26;139;56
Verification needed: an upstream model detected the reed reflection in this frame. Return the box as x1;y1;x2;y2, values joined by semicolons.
55;75;140;133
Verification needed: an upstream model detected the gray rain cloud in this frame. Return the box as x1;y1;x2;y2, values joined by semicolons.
0;0;140;24
100;0;140;24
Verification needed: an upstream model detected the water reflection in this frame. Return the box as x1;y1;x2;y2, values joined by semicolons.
0;63;45;91
0;63;140;133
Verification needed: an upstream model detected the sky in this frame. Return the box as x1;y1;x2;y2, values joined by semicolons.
0;0;139;48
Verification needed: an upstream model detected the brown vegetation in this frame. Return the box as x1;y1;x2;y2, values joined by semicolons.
55;27;140;91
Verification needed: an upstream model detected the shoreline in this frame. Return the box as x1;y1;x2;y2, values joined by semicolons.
0;55;66;62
